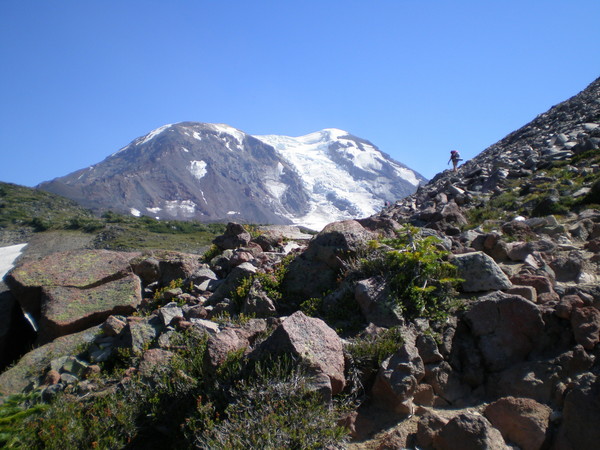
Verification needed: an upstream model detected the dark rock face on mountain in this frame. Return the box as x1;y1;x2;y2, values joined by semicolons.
38;123;426;229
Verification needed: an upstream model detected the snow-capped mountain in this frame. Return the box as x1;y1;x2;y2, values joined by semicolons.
38;122;426;230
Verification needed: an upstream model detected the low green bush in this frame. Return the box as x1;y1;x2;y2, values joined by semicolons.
359;226;461;322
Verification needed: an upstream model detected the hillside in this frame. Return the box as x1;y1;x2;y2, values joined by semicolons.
0;76;599;449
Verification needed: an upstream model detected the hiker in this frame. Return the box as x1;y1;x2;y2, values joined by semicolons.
448;150;461;172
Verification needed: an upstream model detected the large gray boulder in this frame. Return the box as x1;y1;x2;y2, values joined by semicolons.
465;292;544;372
453;252;512;292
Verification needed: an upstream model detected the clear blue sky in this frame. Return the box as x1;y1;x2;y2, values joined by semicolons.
1;1;599;187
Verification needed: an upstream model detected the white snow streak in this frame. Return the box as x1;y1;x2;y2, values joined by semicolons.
130;208;141;217
140;124;173;145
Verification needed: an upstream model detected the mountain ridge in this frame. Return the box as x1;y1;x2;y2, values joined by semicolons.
38;123;426;230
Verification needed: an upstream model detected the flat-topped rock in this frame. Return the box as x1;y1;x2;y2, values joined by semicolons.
6;249;140;317
39;273;142;343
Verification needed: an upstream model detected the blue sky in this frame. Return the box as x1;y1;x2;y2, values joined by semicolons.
1;1;599;187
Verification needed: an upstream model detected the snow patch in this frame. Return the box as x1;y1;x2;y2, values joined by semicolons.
227;211;240;215
0;243;27;280
165;200;197;215
189;160;208;180
146;207;162;214
192;131;203;141
182;147;189;153
130;208;141;217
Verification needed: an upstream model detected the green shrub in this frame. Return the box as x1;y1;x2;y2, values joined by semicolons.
0;393;48;448
360;226;461;321
346;326;405;367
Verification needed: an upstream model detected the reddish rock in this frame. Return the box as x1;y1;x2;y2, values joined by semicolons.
537;291;560;304
229;250;255;267
571;307;600;350
258;311;345;395
204;328;248;370
555;295;585;319
509;274;554;295
433;413;506;450
484;396;551;450
101;315;127;336
416;410;448;449
43;369;61;386
138;348;175;377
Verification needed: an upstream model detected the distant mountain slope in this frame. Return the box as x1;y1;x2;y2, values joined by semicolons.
38;123;426;229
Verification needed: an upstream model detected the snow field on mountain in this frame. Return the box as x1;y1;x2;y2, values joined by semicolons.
254;129;392;229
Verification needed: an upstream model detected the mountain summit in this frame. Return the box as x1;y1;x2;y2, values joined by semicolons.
38;123;426;229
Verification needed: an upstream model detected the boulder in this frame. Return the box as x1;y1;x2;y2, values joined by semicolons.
371;337;425;414
453;252;512;292
204;328;249;370
213;222;251;250
257;311;345;396
509;274;554;295
138;348;175;378
555;374;600;450
571;306;600;350
433;413;507;450
465;292;544;372
119;316;163;354
355;277;403;328
303;220;373;270
153;251;203;286
416;410;448;448
38;273;142;343
158;302;184;327
484;397;552;450
550;251;585;282
424;361;471;404
241;279;277;318
207;262;257;305
507;285;537;303
5;249;140;318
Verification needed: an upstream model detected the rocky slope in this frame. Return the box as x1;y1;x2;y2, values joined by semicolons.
38;123;426;230
0;76;599;448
